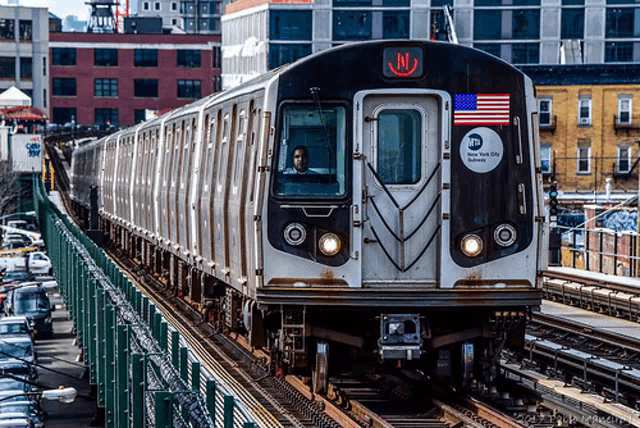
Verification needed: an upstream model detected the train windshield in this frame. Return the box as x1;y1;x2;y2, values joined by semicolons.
273;105;347;197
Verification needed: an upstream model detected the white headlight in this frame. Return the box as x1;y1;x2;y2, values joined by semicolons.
319;233;341;256
461;234;483;257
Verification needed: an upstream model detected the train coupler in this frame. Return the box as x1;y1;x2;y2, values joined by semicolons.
378;314;422;360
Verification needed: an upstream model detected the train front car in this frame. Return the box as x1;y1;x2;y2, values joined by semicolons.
258;40;544;388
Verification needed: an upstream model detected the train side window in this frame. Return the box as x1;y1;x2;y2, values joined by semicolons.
204;116;216;190
274;104;347;197
375;108;422;185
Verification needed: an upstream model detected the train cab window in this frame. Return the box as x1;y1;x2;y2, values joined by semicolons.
375;109;422;185
274;105;347;197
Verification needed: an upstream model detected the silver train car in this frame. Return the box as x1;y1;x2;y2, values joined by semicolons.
70;40;546;388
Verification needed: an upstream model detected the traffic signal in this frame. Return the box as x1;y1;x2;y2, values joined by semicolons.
549;182;558;216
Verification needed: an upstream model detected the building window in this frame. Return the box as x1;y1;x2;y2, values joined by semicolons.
383;11;410;39
52;107;77;125
95;108;118;126
268;43;312;69
606;8;640;38
512;10;540;39
618;146;631;173
541;145;551;174
577;145;590;173
474;11;501;40
19;20;31;41
94;49;118;67
539;98;552;126
0;57;15;78
42;57;46;76
135;109;147;124
270;11;312;40
53;78;77;97
134;49;158;67
333;11;372;41
212;46;221;68
177;50;201;67
0;19;14;40
177;80;201;98
512;43;540;64
618;95;632;124
172;19;177;25
172;2;177;10
605;41;633;62
52;48;76;66
95;78;118;97
19;57;31;79
561;8;584;39
134;79;158;97
578;95;591;125
143;2;149;10
154;2;161;10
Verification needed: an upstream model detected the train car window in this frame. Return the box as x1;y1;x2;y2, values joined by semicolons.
375;109;422;185
273;105;347;197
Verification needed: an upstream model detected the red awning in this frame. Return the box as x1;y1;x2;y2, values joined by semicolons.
0;106;47;122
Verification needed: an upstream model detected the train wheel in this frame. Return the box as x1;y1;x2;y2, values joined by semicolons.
312;341;329;394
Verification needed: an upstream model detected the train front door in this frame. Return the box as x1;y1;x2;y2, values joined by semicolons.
353;91;445;287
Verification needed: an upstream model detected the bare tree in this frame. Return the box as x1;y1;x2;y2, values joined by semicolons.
0;161;20;219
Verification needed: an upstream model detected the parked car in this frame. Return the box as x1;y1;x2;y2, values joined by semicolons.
0;400;43;428
0;378;32;394
4;285;53;338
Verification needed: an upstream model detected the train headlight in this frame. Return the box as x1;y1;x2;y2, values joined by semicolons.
284;223;306;246
461;234;483;257
494;224;517;247
319;233;341;256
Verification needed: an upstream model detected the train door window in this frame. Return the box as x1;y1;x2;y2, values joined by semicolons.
180;120;192;189
540;145;551;174
618;146;631;173
164;125;174;188
577;145;590;174
249;108;261;203
217;114;230;190
273;104;347;197
618;95;632;125
539;97;552;127
375;108;422;185
578;95;591;125
173;122;183;190
204;115;216;190
233;110;246;189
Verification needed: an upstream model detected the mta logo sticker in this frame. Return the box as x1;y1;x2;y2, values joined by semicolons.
459;127;503;174
26;143;41;158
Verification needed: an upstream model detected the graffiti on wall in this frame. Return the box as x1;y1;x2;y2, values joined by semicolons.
601;210;638;232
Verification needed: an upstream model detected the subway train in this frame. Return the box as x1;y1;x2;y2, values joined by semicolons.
70;40;545;389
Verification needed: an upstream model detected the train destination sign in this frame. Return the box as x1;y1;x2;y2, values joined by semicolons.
382;46;423;78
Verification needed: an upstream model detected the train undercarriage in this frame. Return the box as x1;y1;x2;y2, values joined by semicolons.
70;202;531;390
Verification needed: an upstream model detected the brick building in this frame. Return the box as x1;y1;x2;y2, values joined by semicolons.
522;64;640;196
49;32;221;127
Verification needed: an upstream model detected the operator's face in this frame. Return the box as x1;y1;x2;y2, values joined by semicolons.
293;149;308;173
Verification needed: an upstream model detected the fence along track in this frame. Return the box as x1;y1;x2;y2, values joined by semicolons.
32;181;264;427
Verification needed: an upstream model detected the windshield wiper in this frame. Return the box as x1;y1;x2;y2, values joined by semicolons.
310;87;336;182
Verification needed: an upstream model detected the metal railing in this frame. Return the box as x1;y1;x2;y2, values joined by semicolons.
557;224;640;277
32;178;258;428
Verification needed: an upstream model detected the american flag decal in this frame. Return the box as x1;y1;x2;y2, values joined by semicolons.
454;94;510;126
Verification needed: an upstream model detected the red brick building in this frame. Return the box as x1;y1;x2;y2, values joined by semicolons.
50;32;221;127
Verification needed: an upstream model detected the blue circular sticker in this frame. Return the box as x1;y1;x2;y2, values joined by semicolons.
459;127;503;173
